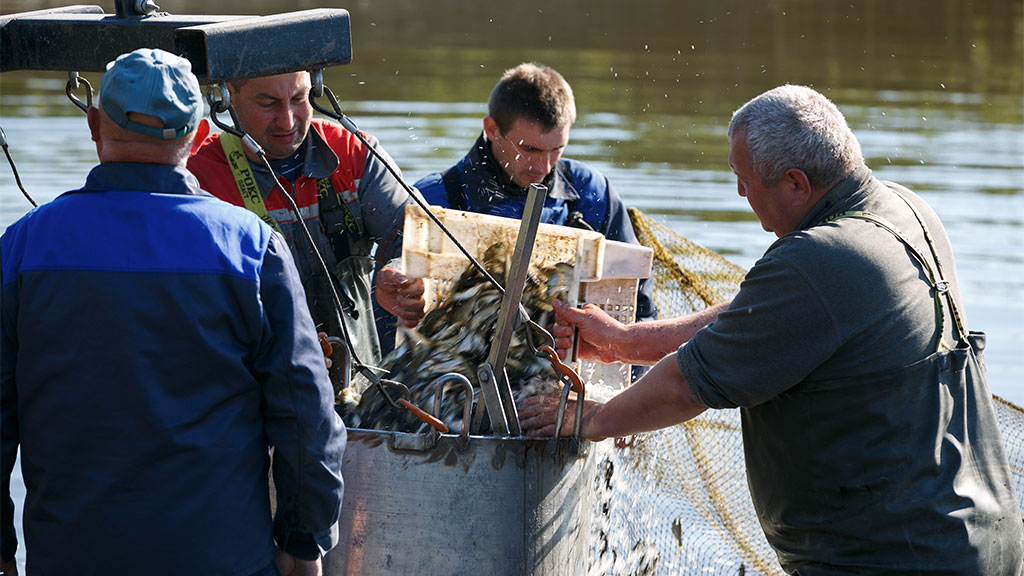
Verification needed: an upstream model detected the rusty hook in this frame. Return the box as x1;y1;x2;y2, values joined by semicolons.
397;399;449;434
539;345;583;394
377;378;449;433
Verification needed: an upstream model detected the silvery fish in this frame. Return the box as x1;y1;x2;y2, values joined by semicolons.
341;243;574;435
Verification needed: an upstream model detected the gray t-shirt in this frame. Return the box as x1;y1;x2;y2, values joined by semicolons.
680;166;959;407
678;166;1023;574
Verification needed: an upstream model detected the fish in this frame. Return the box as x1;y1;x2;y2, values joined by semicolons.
340;243;575;435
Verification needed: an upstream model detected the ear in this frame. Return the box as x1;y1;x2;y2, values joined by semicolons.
784;168;814;207
87;107;104;158
483;116;500;142
87;106;101;143
189;118;211;156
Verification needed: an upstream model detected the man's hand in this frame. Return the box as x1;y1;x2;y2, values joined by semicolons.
1;556;18;576
552;299;628;363
518;393;605;440
275;549;322;576
375;267;425;328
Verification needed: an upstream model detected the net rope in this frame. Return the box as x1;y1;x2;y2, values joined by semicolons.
584;208;1024;575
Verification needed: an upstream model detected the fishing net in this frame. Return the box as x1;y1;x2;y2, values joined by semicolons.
584;208;1024;575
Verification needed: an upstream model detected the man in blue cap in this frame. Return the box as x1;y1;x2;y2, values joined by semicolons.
1;48;346;575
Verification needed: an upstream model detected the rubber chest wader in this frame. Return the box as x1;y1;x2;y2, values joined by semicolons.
746;187;1023;575
220;133;381;389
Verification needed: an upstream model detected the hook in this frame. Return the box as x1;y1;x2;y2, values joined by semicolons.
539;345;583;394
205;84;262;155
65;72;93;114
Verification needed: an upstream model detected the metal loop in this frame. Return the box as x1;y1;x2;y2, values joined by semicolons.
430;373;474;440
65;73;93;114
542;343;585;453
205;84;247;138
206;83;230;113
310;83;343;120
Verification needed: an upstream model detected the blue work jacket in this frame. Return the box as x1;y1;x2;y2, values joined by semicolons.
0;163;346;574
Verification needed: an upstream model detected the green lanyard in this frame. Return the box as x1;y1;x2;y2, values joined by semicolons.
220;132;363;238
219;132;285;236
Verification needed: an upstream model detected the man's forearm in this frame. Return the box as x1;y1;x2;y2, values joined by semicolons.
615;301;730;365
586;354;707;440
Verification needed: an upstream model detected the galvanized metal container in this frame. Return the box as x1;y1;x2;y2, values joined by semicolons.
324;428;594;576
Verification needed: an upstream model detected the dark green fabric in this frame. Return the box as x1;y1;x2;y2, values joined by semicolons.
680;167;1024;574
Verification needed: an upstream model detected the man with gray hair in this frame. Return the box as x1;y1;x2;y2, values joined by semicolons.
520;84;1024;574
1;49;346;575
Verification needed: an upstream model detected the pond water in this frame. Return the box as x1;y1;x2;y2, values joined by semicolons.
1;0;1021;568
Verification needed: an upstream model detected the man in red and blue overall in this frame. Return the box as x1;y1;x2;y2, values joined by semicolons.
189;72;427;384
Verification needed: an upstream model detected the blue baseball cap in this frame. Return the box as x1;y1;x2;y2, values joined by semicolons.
99;48;203;140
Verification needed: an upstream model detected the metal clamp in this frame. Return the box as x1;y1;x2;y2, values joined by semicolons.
397;397;449;434
524;317;556;357
549;377;586;455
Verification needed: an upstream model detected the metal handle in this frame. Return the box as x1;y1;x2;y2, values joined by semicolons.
475;183;549;436
430;373;475;441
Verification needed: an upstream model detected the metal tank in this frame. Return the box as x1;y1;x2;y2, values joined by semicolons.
326;185;595;574
324;428;594;576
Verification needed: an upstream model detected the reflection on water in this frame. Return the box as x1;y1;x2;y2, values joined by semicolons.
1;0;1022;568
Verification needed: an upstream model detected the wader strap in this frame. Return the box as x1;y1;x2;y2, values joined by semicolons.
557;161;594;232
220;133;284;236
442;166;468;210
826;210;955;351
887;188;968;341
316;177;364;237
